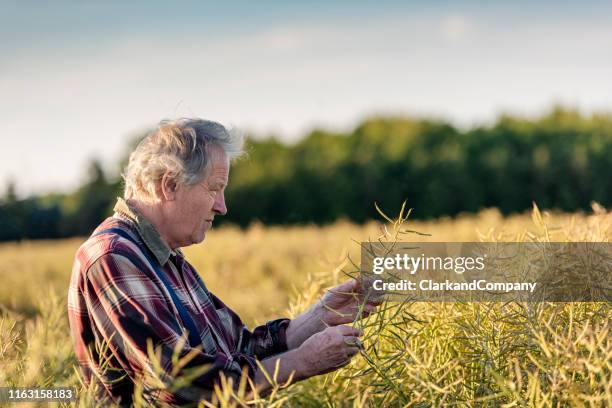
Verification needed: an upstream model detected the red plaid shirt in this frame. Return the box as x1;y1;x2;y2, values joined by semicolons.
67;198;290;406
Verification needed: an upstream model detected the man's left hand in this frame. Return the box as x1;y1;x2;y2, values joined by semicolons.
319;280;381;326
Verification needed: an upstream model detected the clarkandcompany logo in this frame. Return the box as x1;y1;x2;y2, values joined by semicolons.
371;278;537;293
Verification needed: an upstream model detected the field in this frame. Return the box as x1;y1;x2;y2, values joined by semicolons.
0;205;610;407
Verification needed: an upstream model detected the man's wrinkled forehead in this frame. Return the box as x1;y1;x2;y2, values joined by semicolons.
204;144;230;184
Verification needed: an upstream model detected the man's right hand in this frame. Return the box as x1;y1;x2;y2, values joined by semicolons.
297;325;363;378
253;325;363;394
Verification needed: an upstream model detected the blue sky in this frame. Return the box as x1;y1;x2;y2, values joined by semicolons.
2;1;611;196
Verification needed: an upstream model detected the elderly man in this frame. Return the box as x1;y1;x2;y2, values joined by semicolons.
68;119;378;406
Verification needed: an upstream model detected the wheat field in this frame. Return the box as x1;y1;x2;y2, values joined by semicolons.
0;205;610;407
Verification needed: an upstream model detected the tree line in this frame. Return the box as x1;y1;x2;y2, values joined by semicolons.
1;107;610;241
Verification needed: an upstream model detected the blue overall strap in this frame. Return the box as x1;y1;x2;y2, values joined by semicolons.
92;227;202;348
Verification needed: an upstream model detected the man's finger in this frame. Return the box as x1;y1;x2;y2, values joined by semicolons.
336;325;363;337
366;298;383;306
343;336;364;349
364;304;378;313
330;358;352;369
330;279;358;294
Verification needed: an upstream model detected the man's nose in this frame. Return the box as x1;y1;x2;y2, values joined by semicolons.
213;190;227;215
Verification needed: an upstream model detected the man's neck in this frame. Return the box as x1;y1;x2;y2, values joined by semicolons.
127;199;179;249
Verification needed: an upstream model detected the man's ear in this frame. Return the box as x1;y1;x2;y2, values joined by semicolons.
160;173;179;201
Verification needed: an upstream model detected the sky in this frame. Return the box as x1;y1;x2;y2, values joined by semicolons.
1;1;611;197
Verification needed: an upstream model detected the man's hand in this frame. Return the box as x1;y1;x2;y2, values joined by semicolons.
254;325;363;394
285;279;380;349
297;325;363;378
319;279;381;326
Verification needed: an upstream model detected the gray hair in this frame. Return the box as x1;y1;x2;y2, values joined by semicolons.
122;118;244;202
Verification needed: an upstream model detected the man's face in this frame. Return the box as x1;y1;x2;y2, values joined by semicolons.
167;144;229;247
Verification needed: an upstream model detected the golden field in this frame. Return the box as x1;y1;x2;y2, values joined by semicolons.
0;205;610;407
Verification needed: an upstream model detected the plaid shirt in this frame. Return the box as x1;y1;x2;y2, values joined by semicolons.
67;198;290;406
